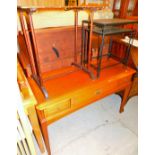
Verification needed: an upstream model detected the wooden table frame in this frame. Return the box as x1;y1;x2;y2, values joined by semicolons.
37;84;132;155
30;59;136;155
17;6;109;99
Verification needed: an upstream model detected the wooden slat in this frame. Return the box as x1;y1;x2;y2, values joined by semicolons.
17;89;37;155
17;119;30;155
17;131;26;155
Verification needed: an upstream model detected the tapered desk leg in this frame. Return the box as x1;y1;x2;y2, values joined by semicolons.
37;110;51;155
27;106;45;153
119;83;132;113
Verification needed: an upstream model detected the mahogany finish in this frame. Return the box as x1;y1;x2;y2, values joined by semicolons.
18;27;111;85
113;0;138;18
119;0;130;18
27;58;136;155
110;38;138;97
17;6;112;98
18;26;110;77
110;16;138;97
17;6;137;155
88;11;94;65
18;12;37;76
18;32;32;77
35;27;81;74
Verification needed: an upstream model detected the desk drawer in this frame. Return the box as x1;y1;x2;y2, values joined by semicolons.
72;87;106;107
44;99;71;118
72;75;132;107
106;75;131;90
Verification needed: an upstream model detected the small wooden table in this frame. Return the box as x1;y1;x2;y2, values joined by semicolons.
29;58;136;155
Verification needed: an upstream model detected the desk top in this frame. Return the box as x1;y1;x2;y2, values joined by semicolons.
86;26;134;36
84;18;137;36
30;58;136;107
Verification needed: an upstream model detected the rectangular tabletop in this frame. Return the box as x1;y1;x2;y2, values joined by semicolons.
83;18;138;27
39;58;135;102
85;26;134;36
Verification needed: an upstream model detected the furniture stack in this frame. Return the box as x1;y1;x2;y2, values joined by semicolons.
17;5;137;155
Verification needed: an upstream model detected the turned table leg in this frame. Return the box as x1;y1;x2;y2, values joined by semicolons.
119;83;132;113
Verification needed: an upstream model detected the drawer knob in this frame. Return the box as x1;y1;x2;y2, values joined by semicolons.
95;89;102;95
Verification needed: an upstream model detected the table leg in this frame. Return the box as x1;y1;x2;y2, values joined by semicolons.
37;110;51;155
88;11;94;65
97;34;105;78
74;10;78;63
27;106;45;153
108;36;113;57
119;83;132;113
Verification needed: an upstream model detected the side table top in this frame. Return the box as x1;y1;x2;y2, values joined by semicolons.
83;18;138;27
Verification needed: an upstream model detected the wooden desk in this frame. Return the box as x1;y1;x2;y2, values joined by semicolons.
29;58;136;155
